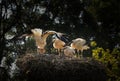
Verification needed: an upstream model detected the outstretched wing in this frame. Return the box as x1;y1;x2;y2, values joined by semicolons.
9;30;33;41
18;30;33;39
55;32;69;43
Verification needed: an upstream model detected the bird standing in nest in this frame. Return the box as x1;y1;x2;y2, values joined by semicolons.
52;32;69;56
19;28;56;54
31;28;57;54
63;46;75;58
70;38;90;58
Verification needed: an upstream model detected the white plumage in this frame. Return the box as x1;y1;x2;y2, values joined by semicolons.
18;28;90;57
71;38;86;49
53;38;65;56
52;33;66;56
63;46;75;58
70;38;89;58
31;28;56;54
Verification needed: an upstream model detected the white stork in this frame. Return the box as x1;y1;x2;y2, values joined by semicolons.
70;38;90;58
52;32;69;56
31;28;56;54
19;28;56;54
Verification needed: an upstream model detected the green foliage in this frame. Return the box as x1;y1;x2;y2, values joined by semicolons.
91;41;120;81
90;41;97;47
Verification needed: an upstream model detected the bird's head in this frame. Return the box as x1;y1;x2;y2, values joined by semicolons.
31;28;42;36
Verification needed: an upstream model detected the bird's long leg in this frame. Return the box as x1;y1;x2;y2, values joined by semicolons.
77;50;80;58
37;48;40;54
80;50;83;58
60;49;64;57
59;49;63;57
74;49;78;57
55;49;58;55
58;49;61;56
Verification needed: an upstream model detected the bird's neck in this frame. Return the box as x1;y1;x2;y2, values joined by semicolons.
42;33;52;40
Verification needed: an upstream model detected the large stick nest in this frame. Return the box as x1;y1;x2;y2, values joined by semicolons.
16;54;108;81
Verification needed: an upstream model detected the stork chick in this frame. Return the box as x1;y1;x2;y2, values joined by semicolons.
63;46;75;58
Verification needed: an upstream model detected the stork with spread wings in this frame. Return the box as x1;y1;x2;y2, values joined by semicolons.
19;28;56;54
